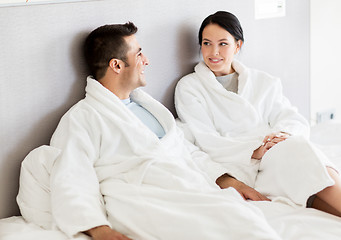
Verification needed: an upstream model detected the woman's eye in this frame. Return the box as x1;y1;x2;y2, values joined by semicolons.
220;42;228;46
203;42;210;46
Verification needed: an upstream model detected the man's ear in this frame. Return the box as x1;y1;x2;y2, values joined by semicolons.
109;59;122;73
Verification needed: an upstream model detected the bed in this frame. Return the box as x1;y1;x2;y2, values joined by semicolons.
1;121;341;240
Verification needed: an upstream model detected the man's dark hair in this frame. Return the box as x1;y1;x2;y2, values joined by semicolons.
84;22;138;80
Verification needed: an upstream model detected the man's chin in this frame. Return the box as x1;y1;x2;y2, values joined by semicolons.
140;79;147;87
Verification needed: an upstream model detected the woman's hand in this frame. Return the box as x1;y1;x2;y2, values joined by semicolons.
85;225;132;240
252;132;290;160
216;174;270;201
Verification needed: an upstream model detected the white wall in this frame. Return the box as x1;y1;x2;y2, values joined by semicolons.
0;0;310;218
311;0;341;124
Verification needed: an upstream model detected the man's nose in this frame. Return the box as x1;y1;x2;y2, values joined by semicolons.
143;54;149;65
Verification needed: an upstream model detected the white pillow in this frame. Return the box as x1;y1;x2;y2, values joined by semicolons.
16;145;61;230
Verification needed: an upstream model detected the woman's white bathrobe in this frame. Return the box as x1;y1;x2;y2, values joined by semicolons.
175;61;335;206
48;77;281;240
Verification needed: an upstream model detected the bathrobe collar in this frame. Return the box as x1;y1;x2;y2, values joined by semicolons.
194;60;250;97
84;76;176;144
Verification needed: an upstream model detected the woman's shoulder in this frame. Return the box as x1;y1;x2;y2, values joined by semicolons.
251;67;277;78
177;62;210;86
247;67;281;86
234;60;277;80
178;71;195;81
176;71;199;91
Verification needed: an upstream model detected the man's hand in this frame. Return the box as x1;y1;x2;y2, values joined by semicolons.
85;225;132;240
252;132;290;160
216;174;270;201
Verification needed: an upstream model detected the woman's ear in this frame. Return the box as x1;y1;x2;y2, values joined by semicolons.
109;59;122;73
235;40;243;54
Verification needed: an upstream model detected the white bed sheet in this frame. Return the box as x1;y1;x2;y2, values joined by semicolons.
252;200;341;239
1;205;341;240
1;121;341;239
311;121;341;170
0;216;90;240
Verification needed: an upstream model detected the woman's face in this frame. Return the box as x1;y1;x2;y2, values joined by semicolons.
201;24;242;76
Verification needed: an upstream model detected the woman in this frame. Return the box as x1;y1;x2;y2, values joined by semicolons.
175;11;341;217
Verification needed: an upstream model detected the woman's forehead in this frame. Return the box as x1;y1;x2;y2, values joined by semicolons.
203;24;234;40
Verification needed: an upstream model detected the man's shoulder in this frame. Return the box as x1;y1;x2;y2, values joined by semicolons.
58;99;97;124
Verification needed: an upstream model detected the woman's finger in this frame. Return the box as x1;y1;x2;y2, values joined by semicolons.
264;142;275;150
271;137;286;144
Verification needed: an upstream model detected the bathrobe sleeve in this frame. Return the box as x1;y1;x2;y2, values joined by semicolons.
50;106;111;237
176;120;228;182
175;78;261;186
265;77;310;137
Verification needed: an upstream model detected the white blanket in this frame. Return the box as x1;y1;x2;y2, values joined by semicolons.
9;152;341;240
43;77;281;239
175;61;334;205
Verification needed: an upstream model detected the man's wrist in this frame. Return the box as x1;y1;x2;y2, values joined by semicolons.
84;225;111;237
216;173;235;188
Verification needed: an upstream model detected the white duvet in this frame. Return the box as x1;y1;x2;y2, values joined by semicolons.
7;137;341;240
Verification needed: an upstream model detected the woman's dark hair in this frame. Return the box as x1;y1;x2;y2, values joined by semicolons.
84;22;138;80
198;11;244;45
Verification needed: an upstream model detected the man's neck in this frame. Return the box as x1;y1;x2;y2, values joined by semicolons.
98;75;132;100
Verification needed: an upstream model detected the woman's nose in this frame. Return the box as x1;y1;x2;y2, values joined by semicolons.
212;45;219;55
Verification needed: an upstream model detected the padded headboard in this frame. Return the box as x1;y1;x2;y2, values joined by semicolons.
0;0;309;218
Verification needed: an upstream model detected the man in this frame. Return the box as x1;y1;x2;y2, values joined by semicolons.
49;22;280;240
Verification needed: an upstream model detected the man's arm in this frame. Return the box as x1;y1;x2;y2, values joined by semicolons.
85;225;132;240
50;110;111;237
216;174;270;201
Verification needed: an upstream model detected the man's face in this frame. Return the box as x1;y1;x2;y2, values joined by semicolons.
120;35;149;90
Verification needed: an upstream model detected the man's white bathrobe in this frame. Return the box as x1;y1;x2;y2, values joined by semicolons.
175;61;335;206
49;77;281;240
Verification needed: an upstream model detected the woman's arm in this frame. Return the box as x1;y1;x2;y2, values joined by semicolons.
175;79;262;187
252;132;290;159
267;78;309;137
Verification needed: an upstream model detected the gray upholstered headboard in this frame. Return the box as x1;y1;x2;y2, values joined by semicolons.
0;0;309;218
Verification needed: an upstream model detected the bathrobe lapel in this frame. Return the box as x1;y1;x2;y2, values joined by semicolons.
194;62;261;136
85;78;176;152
